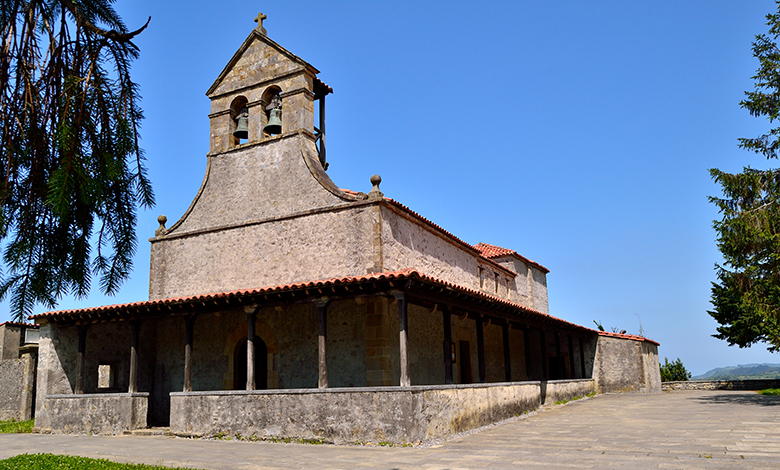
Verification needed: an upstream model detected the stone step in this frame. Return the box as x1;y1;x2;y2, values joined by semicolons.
126;427;172;436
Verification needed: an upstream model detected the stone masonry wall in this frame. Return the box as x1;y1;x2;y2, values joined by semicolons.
43;394;149;435
170;382;543;444
662;379;780;391
0;359;24;420
593;335;660;393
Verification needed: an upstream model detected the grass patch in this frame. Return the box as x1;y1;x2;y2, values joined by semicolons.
757;388;780;396
0;454;201;470
0;420;33;434
554;392;596;406
210;432;330;445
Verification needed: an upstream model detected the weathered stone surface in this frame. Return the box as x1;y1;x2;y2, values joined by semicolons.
170;382;541;443
543;378;595;403
593;336;660;393
0;359;24;421
0;324;22;360
662;378;780;391
42;393;148;435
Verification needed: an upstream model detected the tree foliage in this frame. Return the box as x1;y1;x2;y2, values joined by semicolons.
709;1;780;352
0;1;153;320
659;357;692;382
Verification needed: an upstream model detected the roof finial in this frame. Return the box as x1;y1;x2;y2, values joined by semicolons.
254;12;267;34
368;174;383;200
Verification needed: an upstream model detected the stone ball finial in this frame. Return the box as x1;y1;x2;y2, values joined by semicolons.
369;174;383;199
155;215;168;236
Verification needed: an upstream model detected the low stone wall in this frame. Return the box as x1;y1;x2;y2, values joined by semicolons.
544;379;596;404
0;359;24;421
42;393;148;434
663;379;780;392
171;382;543;444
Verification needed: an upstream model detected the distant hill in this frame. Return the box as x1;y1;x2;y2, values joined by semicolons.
695;363;780;380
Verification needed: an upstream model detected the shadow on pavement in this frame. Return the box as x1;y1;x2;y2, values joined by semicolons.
691;392;780;407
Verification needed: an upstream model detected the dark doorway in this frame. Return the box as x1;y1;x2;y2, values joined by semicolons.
233;336;267;390
458;340;472;384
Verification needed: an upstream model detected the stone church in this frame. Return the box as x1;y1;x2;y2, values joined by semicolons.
32;15;661;443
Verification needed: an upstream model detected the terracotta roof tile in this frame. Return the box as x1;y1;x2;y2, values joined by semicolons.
0;321;38;328
473;242;550;273
597;330;660;346
30;269;659;345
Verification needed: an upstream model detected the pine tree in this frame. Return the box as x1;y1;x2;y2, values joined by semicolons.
709;1;780;352
0;1;153;320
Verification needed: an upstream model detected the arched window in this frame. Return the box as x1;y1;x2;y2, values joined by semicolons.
230;95;249;147
233;336;267;390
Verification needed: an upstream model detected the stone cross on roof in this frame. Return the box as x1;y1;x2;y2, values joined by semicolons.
254;12;267;34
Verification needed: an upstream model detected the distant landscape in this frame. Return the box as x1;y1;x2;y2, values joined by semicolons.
695;363;780;380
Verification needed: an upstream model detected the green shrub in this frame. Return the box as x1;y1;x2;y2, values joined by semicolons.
660;357;692;382
0;420;33;434
758;388;780;396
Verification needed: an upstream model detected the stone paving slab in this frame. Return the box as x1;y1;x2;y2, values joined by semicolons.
0;390;778;469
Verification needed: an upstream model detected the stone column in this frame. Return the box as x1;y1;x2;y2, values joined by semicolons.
128;321;140;393
246;310;257;391
75;326;87;394
579;337;587;379
183;316;195;392
502;322;511;382
395;293;410;387
442;306;453;385
476;316;485;383
316;299;329;389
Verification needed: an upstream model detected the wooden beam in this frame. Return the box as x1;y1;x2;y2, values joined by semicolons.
502;322;511;382
476;315;485;383
442;305;453;384
540;329;548;380
246;309;257;390
568;335;576;380
183;316;195;392
316;299;329;389
128;321;140;393
395;292;410;387
75;326;88;394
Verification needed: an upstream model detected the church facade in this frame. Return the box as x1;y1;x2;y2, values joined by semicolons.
32;16;660;444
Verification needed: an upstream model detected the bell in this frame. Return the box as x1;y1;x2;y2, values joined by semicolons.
264;108;282;135
233;114;249;139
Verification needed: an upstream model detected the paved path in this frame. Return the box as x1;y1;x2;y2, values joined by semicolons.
1;390;778;469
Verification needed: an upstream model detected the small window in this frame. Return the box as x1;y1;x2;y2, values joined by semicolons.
478;267;485;288
494;272;499;293
97;364;114;390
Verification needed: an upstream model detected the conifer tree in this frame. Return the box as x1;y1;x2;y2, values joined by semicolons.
0;1;153;320
710;1;780;352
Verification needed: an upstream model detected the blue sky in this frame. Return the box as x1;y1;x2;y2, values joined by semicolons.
3;0;779;374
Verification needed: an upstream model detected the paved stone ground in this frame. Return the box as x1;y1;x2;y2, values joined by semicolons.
1;390;778;469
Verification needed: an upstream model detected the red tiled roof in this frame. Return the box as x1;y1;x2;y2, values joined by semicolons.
0;321;38;328
31;269;659;345
31;269;581;331
473;243;550;273
32;269;419;319
597;330;660;346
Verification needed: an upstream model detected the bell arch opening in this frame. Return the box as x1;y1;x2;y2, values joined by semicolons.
230;95;249;147
261;86;282;137
233;336;268;390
